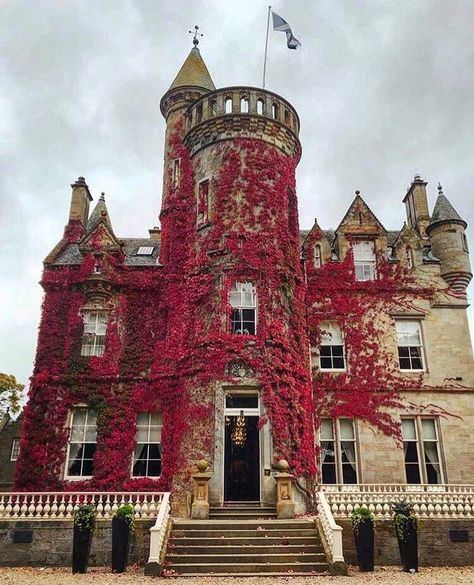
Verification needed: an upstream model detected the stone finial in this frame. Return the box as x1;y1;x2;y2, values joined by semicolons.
276;459;289;472
99;192;106;201
437;182;443;195
196;459;209;472
355;190;360;195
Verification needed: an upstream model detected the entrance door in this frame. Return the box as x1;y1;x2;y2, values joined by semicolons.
224;393;260;502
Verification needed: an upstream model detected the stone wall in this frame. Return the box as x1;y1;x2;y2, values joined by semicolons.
339;518;473;567
0;520;154;567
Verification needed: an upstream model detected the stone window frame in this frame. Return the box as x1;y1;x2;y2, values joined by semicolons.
319;418;359;485
401;416;445;485
131;412;163;479
64;407;98;481
10;438;20;461
229;281;258;336
80;310;108;357
395;319;426;372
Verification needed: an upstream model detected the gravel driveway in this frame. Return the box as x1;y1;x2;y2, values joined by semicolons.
0;566;473;584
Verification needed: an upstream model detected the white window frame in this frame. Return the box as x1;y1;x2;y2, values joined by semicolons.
395;320;425;372
314;245;322;268
319;418;359;485
81;311;108;357
197;178;211;227
131;412;163;478
401;416;444;485
65;408;98;480
172;158;180;187
229;282;257;335
10;438;20;461
318;321;346;372
353;241;376;281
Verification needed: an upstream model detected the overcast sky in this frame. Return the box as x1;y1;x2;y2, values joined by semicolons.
1;0;473;388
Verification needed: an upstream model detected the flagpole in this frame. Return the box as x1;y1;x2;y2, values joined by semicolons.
262;5;271;88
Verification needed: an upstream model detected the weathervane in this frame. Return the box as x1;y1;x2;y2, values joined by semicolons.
189;25;203;47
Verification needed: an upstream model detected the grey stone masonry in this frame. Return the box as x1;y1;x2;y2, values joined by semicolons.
0;520;153;567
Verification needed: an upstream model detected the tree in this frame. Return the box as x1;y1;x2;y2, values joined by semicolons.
0;373;24;417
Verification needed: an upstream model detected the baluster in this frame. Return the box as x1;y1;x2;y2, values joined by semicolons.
58;494;66;518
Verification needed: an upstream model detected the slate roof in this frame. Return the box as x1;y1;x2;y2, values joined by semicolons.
168;47;216;92
428;194;466;230
50;239;161;267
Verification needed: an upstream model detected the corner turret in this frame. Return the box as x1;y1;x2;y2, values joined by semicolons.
427;183;472;291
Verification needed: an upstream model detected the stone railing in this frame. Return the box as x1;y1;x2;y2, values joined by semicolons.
145;491;171;575
316;491;344;563
320;484;474;519
0;492;168;520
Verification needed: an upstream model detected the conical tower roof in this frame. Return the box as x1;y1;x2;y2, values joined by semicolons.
427;186;467;231
86;192;114;234
168;47;216;92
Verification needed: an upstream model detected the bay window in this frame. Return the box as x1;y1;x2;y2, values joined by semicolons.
402;417;444;484
132;412;163;477
66;409;97;478
229;282;257;335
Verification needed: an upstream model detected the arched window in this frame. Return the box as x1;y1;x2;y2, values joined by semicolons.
225;97;233;114
284;110;290;125
406;247;413;269
314;245;322;268
240;97;249;113
257;98;264;115
209;99;217;116
272;103;278;119
229;282;257;335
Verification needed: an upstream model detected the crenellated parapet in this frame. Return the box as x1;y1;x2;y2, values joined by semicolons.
183;86;301;159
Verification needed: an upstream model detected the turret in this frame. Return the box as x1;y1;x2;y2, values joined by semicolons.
426;183;472;291
402;174;430;238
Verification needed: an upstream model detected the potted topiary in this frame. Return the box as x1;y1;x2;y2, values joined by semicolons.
351;506;375;571
391;501;418;573
72;504;96;573
111;504;135;573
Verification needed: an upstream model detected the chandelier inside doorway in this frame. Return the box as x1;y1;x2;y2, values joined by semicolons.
231;412;247;447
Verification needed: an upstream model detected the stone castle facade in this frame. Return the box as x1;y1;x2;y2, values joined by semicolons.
8;46;473;513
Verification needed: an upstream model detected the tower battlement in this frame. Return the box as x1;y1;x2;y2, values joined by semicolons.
183;86;301;159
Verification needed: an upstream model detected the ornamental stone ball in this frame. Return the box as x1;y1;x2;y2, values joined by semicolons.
276;459;289;472
196;459;208;472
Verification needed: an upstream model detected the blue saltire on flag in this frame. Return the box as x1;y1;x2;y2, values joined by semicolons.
272;10;301;49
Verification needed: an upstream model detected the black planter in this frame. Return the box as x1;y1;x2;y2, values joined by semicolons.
396;519;418;573
72;524;94;574
111;516;131;573
354;519;374;571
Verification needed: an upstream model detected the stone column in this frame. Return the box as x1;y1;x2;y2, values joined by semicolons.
275;459;295;519
191;459;212;519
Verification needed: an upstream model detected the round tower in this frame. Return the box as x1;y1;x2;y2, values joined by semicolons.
426;184;472;291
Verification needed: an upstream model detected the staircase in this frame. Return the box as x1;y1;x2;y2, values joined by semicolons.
163;505;329;576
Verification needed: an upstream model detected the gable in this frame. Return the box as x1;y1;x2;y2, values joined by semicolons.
336;195;386;236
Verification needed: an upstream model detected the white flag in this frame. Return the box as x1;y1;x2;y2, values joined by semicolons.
272;11;301;49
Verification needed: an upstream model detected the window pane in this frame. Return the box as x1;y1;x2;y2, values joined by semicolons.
72;411;87;427
320;420;334;440
70;424;85;443
137;413;149;426
402;419;417;440
353;241;375;261
405;463;421;484
82;459;94;476
150;412;162;426
339;420;354;440
404;441;419;463
136;427;149;443
147;460;162;477
226;395;259;409
134;444;148;460
149;427;162;442
322;463;337;484
421;419;437;440
148;444;162;459
85;426;97;442
342;463;357;484
68;444;84;476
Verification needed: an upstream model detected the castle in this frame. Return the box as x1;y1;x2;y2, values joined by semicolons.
11;44;473;516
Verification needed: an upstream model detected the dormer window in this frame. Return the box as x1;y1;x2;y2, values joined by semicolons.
229;282;257;335
353;241;376;281
314;245;322;268
81;311;107;357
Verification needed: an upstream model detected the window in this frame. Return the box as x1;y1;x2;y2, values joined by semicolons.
10;438;20;461
172;158;180;187
319;321;345;370
225;97;232;114
462;233;469;252
402;417;443;484
197;180;210;226
229;282;257;335
81;311;107;357
353;241;376;281
257;98;264;115
66;409;97;478
196;103;203;123
136;246;155;256
406;247;413;269
240;97;249;113
314;245;322;268
320;419;358;484
210;99;217;116
132;413;162;477
396;320;424;371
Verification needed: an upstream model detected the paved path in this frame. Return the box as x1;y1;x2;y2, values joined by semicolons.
0;566;473;584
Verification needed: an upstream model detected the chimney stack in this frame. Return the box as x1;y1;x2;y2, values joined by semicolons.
68;176;92;226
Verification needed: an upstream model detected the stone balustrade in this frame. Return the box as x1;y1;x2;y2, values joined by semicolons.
316;491;345;566
0;491;168;521
320;484;474;519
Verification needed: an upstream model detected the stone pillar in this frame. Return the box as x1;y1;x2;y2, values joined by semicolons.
275;459;295;519
191;459;212;519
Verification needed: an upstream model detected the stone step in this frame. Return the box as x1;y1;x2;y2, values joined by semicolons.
171;528;317;538
166;553;326;564
209;511;277;519
164;572;327;577
168;544;324;555
173;519;314;530
170;536;322;546
165;562;329;574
